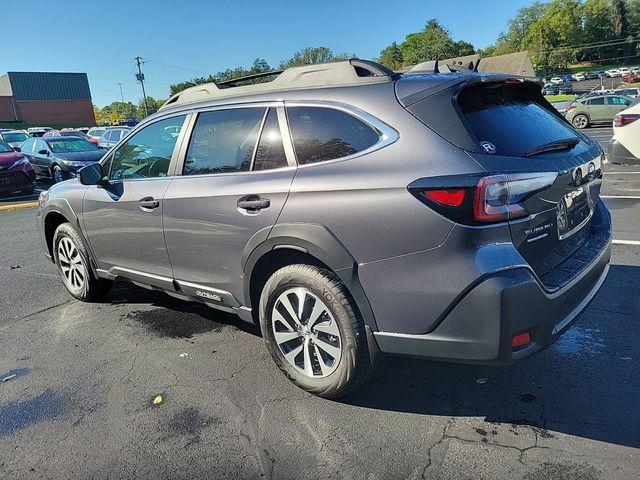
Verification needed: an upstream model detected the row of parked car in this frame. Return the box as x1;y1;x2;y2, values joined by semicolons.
0;126;133;194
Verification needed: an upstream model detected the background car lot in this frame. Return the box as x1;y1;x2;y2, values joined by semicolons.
0;130;638;478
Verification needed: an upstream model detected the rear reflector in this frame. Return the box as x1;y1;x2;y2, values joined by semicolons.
423;189;466;207
512;332;531;349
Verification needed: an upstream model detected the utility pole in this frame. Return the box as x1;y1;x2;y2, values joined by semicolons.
134;56;148;117
116;82;124;103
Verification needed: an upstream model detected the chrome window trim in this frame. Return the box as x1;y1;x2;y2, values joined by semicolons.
284;100;399;168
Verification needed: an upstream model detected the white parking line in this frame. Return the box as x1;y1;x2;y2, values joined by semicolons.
601;195;640;199
603;171;640;175
612;239;640;245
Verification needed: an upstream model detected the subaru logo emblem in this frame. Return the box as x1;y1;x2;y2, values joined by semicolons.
480;141;496;154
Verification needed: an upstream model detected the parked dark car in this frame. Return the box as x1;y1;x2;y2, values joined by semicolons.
542;84;559;95
0;130;30;148
558;83;574;94
36;59;611;397
0;140;37;194
20;136;104;183
585;72;598;80
561;75;573;83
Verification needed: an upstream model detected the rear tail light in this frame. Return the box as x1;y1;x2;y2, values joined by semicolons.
566;105;577;112
410;172;557;225
512;332;531;349
614;113;640;127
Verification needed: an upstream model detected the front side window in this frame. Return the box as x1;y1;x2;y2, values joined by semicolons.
34;140;48;153
20;138;35;152
183;108;265;175
287;106;380;165
108;115;186;181
587;97;605;106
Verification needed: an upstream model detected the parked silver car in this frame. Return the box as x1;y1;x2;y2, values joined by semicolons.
36;60;611;397
97;127;131;149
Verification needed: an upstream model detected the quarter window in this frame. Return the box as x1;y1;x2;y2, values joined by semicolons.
287;106;380;165
253;108;288;171
183;108;266;175
608;96;631;106
108;115;186;181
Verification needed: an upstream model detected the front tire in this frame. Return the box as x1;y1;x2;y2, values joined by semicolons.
259;264;372;398
53;222;112;301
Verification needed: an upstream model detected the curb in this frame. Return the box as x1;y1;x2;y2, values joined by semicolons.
0;201;39;213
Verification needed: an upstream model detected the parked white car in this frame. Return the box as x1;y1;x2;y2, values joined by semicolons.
614;87;640;98
549;77;564;85
606;69;622;77
609;98;640;164
631;67;640;74
572;73;586;81
618;67;632;76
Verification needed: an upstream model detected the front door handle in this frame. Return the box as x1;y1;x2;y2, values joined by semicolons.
237;195;270;212
139;197;160;210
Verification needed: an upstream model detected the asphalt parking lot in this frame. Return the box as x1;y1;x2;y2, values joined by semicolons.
1;132;639;479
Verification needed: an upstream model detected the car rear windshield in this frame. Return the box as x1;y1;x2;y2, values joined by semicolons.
49;139;98;153
457;83;580;157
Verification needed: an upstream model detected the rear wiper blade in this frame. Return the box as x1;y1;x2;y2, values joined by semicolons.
524;138;580;157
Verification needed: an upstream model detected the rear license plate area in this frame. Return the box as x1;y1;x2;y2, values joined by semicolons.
557;186;593;240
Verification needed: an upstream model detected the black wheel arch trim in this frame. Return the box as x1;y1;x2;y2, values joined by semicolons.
242;223;379;331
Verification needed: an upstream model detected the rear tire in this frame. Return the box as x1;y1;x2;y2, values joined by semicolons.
53;222;112;302
259;264;372;398
572;114;589;129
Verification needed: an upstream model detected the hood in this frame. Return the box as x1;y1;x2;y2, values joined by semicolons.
0;150;23;166
54;150;104;163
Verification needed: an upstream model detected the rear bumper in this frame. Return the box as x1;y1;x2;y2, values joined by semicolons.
373;205;612;365
608;138;640;165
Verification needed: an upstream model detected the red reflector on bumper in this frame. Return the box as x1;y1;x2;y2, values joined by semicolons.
512;332;531;348
423;189;466;207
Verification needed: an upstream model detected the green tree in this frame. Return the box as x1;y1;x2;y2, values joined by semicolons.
377;42;403;70
279;47;352;69
137;97;165;119
483;2;547;55
399;19;466;65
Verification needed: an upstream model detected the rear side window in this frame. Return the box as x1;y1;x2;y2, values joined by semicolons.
607;96;631;106
287;107;380;165
253;108;288;171
184;108;265;175
458;84;579;157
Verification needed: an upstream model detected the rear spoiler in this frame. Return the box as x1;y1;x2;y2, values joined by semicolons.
407;59;480;74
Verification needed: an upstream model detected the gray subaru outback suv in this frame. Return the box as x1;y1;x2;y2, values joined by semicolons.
37;59;611;397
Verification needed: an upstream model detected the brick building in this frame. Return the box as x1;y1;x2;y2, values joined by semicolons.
0;72;95;126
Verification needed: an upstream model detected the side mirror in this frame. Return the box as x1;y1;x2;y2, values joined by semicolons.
13;146;21;152
79;162;104;186
38;149;49;156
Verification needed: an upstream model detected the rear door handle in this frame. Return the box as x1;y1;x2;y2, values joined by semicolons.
237;195;270;212
139;197;160;210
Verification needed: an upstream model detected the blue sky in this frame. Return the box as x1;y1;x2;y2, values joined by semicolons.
0;0;536;106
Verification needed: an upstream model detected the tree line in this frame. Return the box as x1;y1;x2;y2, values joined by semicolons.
97;0;640;117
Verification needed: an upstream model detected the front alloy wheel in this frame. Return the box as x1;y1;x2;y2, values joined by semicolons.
271;287;342;378
57;236;87;294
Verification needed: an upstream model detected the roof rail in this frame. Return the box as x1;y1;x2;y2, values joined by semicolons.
159;59;395;111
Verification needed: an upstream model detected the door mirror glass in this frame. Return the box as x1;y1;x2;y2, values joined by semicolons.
79;162;103;186
13;146;21;152
38;149;49;155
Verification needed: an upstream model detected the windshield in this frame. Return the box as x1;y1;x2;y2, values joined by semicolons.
458;84;580;157
0;140;13;153
48;138;99;153
2;132;28;143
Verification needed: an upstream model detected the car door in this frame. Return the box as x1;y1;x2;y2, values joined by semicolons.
30;139;52;179
586;97;606;121
162;104;296;307
607;96;632;118
82;114;188;289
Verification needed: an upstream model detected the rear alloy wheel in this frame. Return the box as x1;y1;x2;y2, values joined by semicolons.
53;222;112;301
52;165;65;183
572;114;589;129
259;264;372;398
